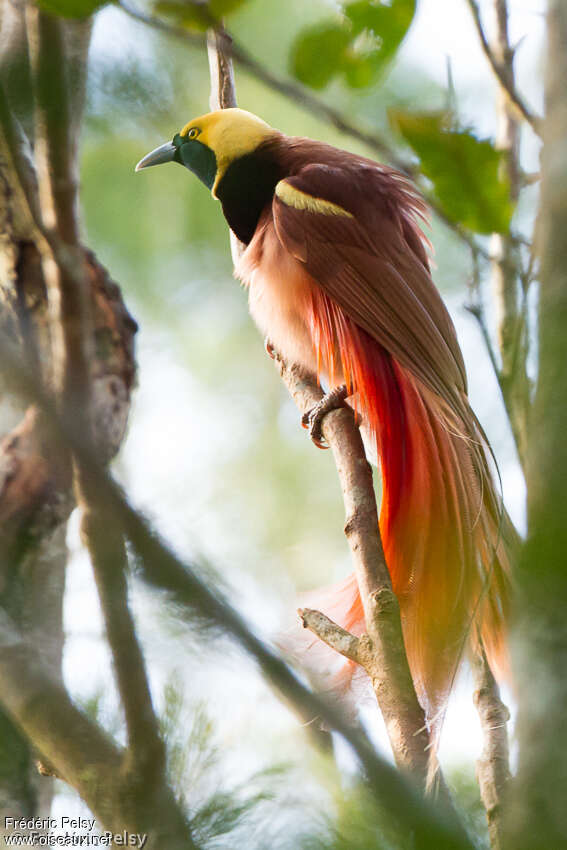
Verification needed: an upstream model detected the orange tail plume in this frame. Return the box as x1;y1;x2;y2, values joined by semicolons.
306;288;512;727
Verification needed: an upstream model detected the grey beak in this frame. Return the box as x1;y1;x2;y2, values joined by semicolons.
135;141;177;172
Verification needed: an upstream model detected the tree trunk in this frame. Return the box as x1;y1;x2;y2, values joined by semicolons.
505;2;567;847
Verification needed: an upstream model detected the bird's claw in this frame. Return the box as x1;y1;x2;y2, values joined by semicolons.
265;337;278;360
302;385;349;450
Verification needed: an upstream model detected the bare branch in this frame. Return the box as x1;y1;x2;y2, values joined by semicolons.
463;0;531;472
465;0;542;136
299;608;361;663
471;644;511;850
464;244;502;383
273;355;446;793
207;28;237;110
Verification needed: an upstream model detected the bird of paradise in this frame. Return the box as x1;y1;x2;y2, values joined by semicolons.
137;108;512;733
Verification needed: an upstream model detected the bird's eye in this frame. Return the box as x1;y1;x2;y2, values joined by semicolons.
187;127;200;140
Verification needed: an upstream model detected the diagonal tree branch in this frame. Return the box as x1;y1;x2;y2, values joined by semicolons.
464;0;542;136
272;356;452;794
26;6;168;791
205;25;448;798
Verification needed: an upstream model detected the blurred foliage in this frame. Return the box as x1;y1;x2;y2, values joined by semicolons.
37;0;107;19
390;109;514;233
154;0;251;32
448;766;490;850
290;0;416;90
160;682;306;849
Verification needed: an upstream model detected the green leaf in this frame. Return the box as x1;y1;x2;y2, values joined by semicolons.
153;0;249;30
210;0;248;13
289;0;416;91
345;0;416;39
37;0;106;18
344;0;416;76
343;49;382;89
390;110;514;234
290;23;352;90
153;0;210;30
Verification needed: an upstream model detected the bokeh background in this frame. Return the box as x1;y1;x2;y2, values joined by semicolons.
56;0;543;841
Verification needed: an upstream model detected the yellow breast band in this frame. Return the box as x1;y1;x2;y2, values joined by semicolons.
275;181;353;218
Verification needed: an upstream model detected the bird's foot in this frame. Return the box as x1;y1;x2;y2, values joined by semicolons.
302;385;349;449
264;337;280;360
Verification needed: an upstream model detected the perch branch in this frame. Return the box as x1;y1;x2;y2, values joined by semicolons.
274;358;437;785
471;644;511;850
205;24;456;802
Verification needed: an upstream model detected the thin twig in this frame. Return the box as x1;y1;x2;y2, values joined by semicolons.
471;644;511;850
463;0;531;471
464;242;502;381
298;608;362;663
465;0;543;136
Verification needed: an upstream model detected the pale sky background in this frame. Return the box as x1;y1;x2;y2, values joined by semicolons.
54;0;544;830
